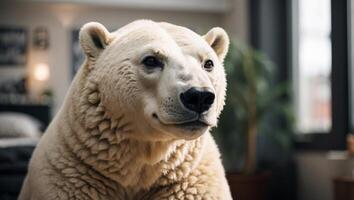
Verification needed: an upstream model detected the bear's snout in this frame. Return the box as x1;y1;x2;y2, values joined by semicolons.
179;87;215;114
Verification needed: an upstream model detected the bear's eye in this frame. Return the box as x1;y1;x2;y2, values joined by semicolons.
203;60;214;72
142;56;164;69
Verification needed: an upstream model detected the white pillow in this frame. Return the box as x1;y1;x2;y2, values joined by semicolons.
0;112;42;138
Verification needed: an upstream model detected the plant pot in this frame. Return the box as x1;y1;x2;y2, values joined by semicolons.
227;172;270;200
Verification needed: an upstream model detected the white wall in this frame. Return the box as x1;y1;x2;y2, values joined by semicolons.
25;0;230;13
222;0;249;42
296;151;354;200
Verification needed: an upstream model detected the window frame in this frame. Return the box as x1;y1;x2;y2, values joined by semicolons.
291;0;349;150
249;0;349;150
349;0;354;133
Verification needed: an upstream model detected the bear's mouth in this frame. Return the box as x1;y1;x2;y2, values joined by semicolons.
152;113;209;130
174;120;209;131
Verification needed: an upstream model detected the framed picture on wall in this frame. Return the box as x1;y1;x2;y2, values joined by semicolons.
71;26;117;78
71;29;85;78
0;27;27;66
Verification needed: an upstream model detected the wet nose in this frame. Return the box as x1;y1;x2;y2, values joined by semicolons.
180;87;215;114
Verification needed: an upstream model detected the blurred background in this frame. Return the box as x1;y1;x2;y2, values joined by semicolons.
0;0;353;200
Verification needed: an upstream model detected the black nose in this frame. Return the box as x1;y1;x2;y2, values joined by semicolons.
180;87;215;114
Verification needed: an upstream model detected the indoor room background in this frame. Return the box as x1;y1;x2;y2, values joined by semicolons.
0;0;353;200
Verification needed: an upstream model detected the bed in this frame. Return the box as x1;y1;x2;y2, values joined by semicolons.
0;103;50;200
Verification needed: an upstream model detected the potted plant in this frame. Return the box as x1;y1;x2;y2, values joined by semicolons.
213;41;293;200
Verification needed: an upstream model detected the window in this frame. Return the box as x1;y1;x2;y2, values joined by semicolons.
250;0;349;149
292;0;349;149
293;0;332;134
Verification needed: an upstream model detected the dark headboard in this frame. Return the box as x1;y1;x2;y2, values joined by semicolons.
0;104;51;130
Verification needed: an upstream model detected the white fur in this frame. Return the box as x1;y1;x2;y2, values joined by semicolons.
19;20;232;200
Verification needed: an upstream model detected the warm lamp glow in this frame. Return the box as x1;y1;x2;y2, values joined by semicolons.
34;63;50;81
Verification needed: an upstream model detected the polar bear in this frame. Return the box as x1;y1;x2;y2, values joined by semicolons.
19;20;232;200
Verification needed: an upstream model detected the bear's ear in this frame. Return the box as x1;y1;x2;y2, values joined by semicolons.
203;27;230;61
79;22;112;58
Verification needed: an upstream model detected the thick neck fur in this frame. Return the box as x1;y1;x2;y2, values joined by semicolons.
58;63;206;190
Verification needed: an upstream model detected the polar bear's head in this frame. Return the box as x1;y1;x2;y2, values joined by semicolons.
79;20;229;141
